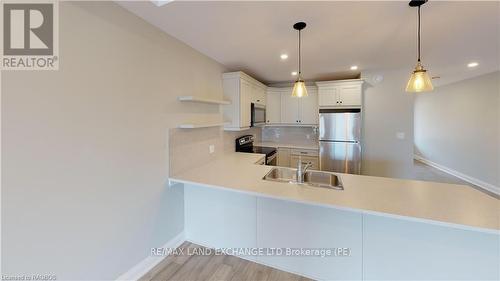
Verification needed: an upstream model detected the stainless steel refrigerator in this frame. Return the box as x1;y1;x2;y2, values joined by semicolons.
319;109;362;174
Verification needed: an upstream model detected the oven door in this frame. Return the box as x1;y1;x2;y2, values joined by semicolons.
251;103;266;127
266;151;277;166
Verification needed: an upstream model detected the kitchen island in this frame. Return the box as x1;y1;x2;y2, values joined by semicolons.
169;152;499;280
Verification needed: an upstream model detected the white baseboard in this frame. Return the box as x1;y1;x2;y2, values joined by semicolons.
414;155;500;195
116;231;185;281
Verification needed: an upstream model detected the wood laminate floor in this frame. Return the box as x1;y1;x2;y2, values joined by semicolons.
140;242;314;281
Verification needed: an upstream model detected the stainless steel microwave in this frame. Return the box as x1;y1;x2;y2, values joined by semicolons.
251;103;266;127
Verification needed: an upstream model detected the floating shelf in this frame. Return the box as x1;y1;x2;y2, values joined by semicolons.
177;122;227;129
178;96;231;105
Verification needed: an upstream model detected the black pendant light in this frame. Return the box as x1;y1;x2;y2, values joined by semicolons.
291;22;308;97
406;0;433;92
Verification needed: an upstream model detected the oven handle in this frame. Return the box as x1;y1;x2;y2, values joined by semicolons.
266;152;277;163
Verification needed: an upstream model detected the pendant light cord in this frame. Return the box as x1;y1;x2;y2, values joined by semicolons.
417;5;421;62
298;29;302;76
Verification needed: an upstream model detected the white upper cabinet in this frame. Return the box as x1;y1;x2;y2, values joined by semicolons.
267;86;318;125
240;79;252;128
223;71;266;131
251;84;266;105
281;90;301;124
316;80;364;108
265;89;281;124
318;86;338;107
299;86;318;125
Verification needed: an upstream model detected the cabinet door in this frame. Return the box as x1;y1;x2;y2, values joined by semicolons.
251;84;266;105
277;148;291;167
318;87;338;107
281;91;300;124
256;86;266;105
266;90;281;124
299;87;319;124
338;85;362;107
240;80;252;128
290;155;319;170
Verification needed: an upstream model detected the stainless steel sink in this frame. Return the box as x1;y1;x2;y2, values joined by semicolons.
304;170;343;190
263;167;298;183
263;167;343;190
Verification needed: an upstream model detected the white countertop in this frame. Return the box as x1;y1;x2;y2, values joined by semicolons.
169;152;500;233
255;141;319;150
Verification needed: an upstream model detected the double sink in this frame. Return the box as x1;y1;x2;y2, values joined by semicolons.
263;167;344;190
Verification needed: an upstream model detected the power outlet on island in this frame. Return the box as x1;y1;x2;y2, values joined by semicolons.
209;144;215;154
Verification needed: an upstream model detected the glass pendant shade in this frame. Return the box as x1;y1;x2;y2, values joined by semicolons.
292;79;308;97
406;61;433;92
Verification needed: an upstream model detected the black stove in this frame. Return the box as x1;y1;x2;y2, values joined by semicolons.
235;135;277;165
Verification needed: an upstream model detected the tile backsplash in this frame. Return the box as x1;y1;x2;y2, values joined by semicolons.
223;127;262;153
169;126;316;176
262;126;319;144
169;127;262;176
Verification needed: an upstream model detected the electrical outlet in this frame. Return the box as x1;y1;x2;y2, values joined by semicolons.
209;144;215;154
396;132;406;140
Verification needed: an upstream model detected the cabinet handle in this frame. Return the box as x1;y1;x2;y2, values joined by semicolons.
340;101;343;104
336;101;339;104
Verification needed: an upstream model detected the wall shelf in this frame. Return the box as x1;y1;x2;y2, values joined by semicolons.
177;122;226;129
178;96;231;105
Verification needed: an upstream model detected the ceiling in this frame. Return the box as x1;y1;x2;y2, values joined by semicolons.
118;1;500;86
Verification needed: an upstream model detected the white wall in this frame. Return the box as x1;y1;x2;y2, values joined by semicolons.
414;71;500;191
1;2;226;279
361;69;415;179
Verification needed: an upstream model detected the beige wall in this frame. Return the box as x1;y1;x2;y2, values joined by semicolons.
1;2;226;279
414;71;500;191
361;69;415;179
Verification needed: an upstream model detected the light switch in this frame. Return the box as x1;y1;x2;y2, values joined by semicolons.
396;132;405;140
209;144;215;154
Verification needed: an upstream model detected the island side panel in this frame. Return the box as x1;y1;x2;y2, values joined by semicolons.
256;197;363;281
184;184;258;260
362;214;500;280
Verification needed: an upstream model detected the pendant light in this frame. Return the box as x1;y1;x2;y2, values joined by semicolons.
406;0;433;93
292;22;308;97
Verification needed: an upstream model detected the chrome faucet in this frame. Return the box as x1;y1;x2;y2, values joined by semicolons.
296;160;313;184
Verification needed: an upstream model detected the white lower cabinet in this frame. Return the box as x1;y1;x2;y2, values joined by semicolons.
277;147;291;167
290;155;319;170
278;148;319;169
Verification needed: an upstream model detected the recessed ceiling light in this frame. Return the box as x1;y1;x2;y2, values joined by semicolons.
291;71;298;76
350;65;358;71
280;54;288;60
467;62;479;68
